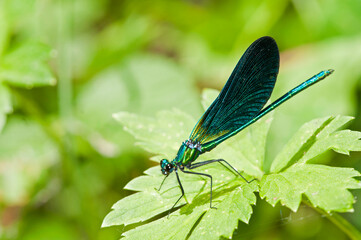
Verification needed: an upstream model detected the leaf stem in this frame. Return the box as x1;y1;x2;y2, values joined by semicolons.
303;200;361;240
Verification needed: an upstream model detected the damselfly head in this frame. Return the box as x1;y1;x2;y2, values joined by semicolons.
160;159;174;175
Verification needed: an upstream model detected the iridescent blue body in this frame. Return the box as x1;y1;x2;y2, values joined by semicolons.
158;36;334;212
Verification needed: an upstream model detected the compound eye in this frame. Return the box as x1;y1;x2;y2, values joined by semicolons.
161;169;168;175
165;163;173;171
160;159;168;166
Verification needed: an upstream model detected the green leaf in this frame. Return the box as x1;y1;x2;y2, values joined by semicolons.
105;176;258;240
122;207;205;240
103;161;258;227
270;115;361;173
260;163;361;212
102;191;177;228
120;181;257;240
105;90;361;239
0;42;56;87
188;183;257;240
262;115;361;213
113;109;195;161
105;89;272;238
103;166;201;227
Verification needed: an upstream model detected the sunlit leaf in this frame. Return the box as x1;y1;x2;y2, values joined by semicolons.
0;42;56;87
271;116;361;173
260;164;361;212
105;87;361;239
113;110;194;161
122;207;205;240
188;183;257;240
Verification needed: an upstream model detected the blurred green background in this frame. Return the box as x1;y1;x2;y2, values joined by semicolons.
0;0;361;239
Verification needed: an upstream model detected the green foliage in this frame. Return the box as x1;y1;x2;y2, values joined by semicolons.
261;164;360;212
0;117;58;204
271;116;361;172
104;90;361;239
0;42;55;87
1;0;361;239
0;22;55;132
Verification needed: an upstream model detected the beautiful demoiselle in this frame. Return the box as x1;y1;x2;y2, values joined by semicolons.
158;36;333;212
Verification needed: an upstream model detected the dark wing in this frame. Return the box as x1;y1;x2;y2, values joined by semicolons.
189;36;279;144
